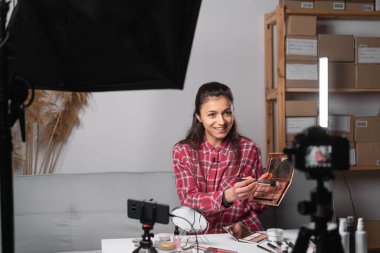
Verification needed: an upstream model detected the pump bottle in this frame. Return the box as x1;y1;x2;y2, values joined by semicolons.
339;218;349;253
355;218;368;253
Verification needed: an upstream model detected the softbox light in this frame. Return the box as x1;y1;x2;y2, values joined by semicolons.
7;0;202;92
1;1;201;252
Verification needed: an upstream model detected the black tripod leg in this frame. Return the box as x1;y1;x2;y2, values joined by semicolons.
133;246;142;253
293;227;313;253
327;228;344;253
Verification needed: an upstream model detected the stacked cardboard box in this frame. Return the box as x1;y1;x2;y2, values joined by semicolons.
286;15;319;88
355;37;380;89
315;0;345;10
280;0;314;9
285;100;318;144
345;0;374;11
318;34;356;89
354;116;380;167
327;114;356;165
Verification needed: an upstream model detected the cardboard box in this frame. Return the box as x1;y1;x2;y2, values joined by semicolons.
286;15;317;36
356;64;380;89
280;0;314;9
285;100;318;116
318;34;355;62
315;0;345;10
329;62;355;89
286;117;317;143
355;37;380;64
365;220;380;251
286;36;318;61
354;116;380;142
345;0;374;11
328;114;354;142
355;142;380;167
286;134;297;145
286;117;317;134
286;61;319;88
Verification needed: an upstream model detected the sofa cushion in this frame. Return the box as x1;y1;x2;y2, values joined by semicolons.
14;172;180;253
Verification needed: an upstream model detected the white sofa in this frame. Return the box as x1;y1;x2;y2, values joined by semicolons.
11;169;342;253
13;172;181;253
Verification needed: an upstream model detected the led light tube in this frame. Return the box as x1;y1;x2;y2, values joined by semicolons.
319;57;328;128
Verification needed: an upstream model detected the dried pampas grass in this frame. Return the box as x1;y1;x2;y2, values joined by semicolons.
12;90;91;175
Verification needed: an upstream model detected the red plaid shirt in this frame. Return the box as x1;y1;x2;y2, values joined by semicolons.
172;136;264;234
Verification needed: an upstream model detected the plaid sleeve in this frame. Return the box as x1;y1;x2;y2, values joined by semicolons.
240;209;264;232
172;144;228;216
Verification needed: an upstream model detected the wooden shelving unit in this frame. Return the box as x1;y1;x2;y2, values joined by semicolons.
264;5;380;170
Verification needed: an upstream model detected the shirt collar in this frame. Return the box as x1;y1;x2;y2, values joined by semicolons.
200;136;231;156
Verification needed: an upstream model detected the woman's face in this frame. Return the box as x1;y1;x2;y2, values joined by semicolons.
196;95;234;147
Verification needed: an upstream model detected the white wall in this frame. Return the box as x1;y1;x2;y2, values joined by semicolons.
59;2;380;174
58;0;279;173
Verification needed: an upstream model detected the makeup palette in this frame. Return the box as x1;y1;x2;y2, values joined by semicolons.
251;153;294;206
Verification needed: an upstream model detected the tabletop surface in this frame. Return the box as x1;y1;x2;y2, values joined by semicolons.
102;230;300;253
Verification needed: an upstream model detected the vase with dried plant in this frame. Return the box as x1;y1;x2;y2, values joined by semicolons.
12;90;91;175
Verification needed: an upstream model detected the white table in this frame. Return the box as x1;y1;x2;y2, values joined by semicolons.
102;230;300;253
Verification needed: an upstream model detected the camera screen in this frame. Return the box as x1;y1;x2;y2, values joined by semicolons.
305;145;332;168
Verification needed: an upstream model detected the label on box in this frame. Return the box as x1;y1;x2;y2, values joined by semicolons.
356;121;368;128
287;39;317;56
333;3;345;10
301;2;314;9
328;116;351;132
286;117;316;134
358;47;380;64
362;5;374;11
286;64;318;80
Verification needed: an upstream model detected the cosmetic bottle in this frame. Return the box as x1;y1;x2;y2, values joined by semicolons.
173;226;181;250
355;218;368;253
347;216;356;253
339;218;350;253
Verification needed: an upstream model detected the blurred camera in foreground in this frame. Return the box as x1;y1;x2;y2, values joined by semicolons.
284;126;350;180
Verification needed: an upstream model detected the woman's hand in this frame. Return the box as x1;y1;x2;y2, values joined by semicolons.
224;173;272;203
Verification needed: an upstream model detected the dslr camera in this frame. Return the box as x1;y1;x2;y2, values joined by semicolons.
284;126;350;179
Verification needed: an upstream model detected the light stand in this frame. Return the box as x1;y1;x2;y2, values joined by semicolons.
0;2;31;252
0;0;14;252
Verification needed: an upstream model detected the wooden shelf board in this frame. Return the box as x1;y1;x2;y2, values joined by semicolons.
286;88;380;93
266;88;278;100
265;9;277;26
351;166;380;171
286;9;380;20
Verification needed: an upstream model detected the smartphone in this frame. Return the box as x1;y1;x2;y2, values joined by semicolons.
127;199;170;224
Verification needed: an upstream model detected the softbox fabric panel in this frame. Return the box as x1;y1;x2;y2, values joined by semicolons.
7;0;201;92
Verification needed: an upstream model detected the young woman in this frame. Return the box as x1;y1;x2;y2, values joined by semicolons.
172;82;269;235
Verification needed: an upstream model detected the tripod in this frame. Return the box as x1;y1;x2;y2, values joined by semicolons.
293;178;344;253
133;223;157;253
